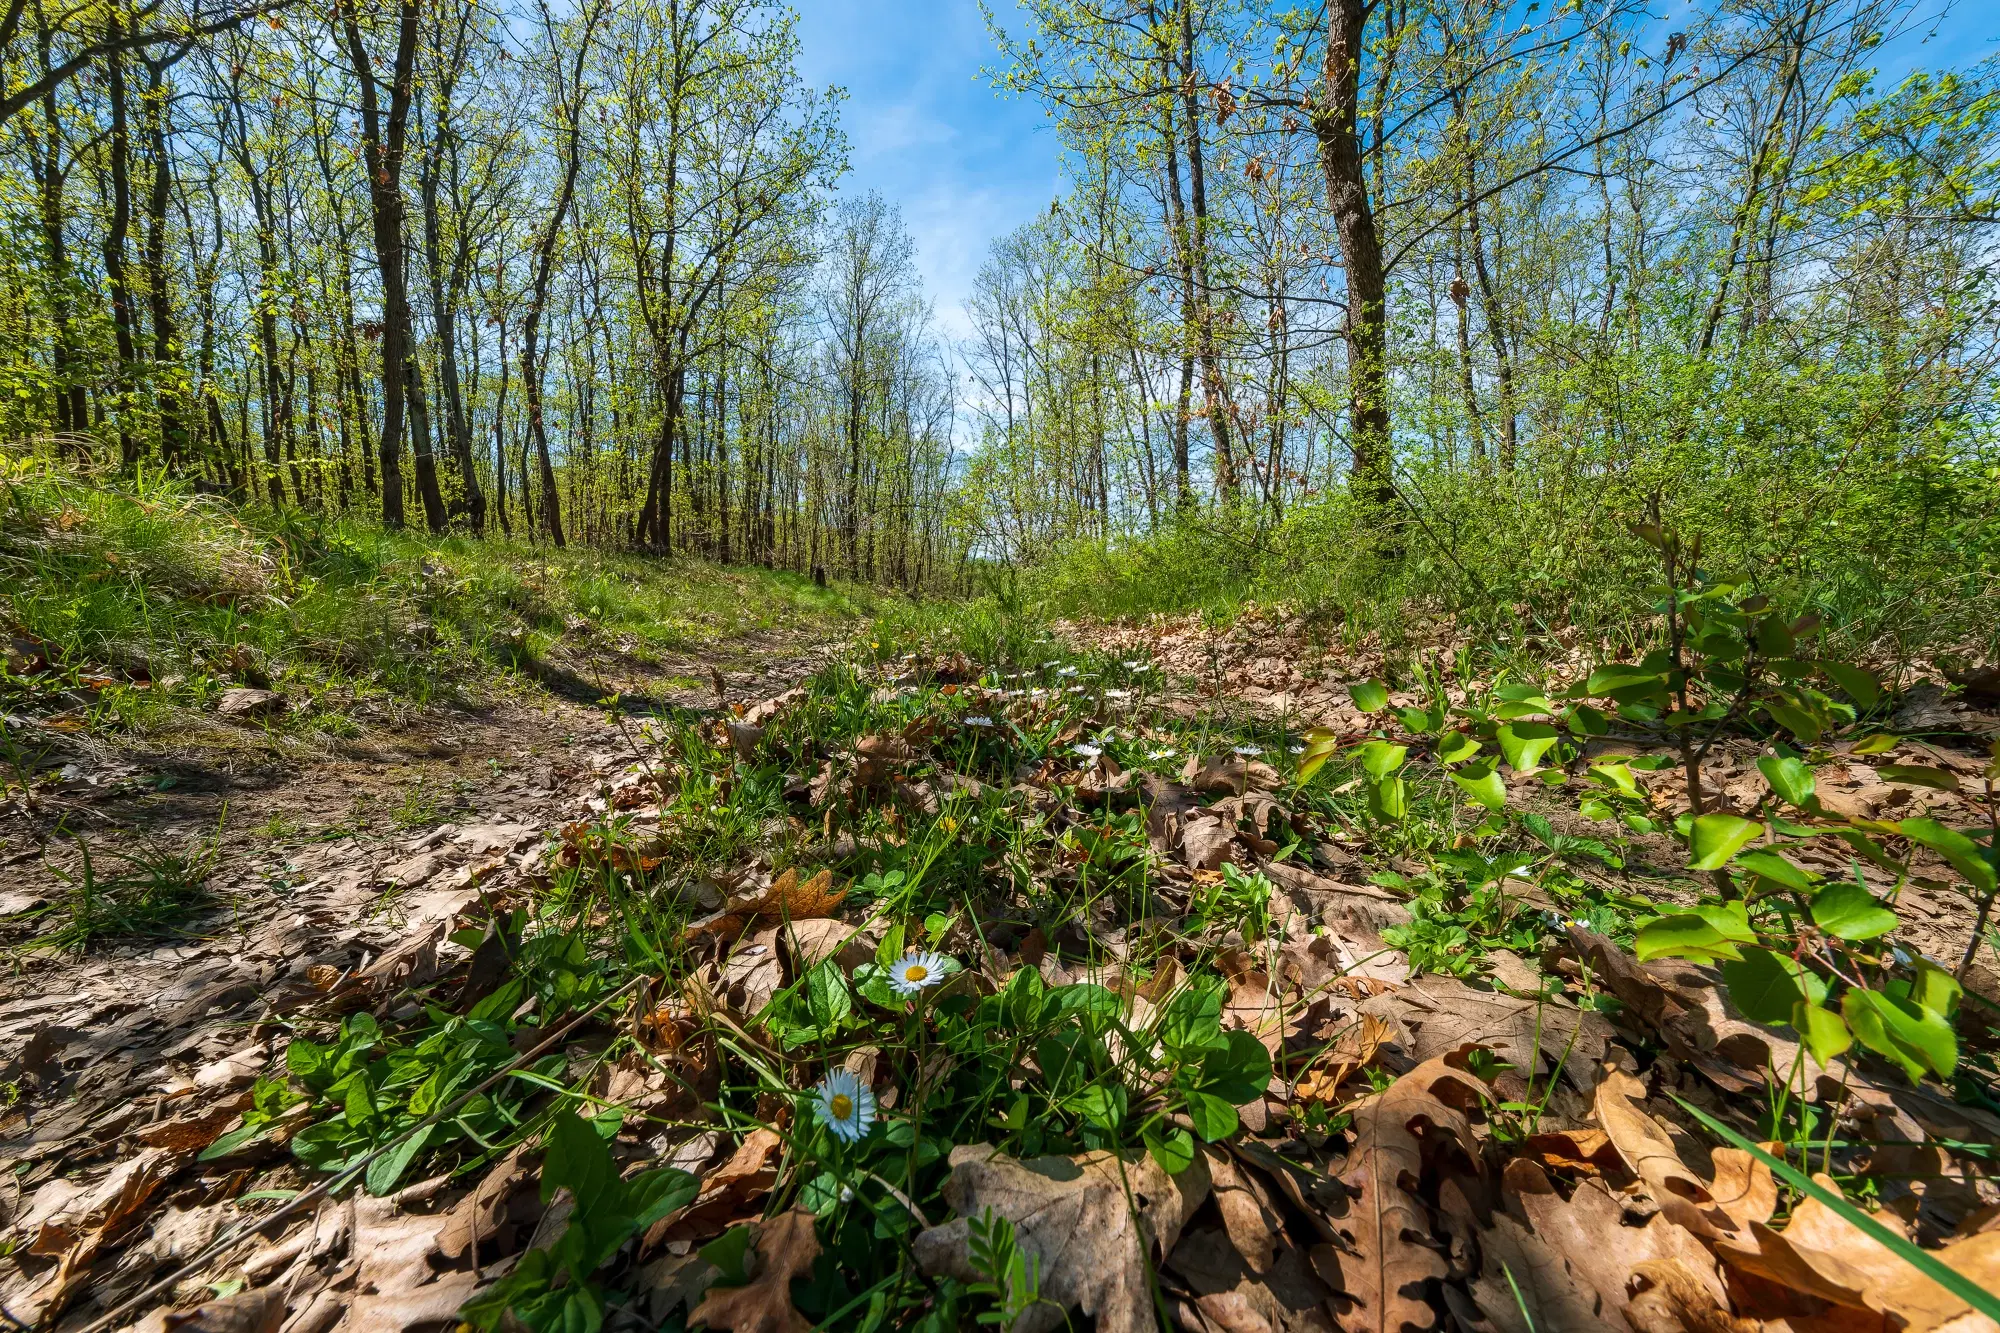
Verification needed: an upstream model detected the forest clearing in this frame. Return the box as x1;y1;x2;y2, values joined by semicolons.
3;0;2000;1327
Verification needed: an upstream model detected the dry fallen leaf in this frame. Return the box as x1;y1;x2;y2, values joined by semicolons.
436;1146;537;1261
1207;1149;1287;1275
1717;1173;2000;1331
1464;1204;1609;1333
157;1286;286;1333
688;1207;822;1333
153;1280;286;1328
1594;1068;1739;1240
1626;1259;1761;1333
1319;1053;1488;1332
1296;1012;1392;1106
1485;1158;1735;1332
1167;1223;1338;1332
649;1128;784;1247
913;1143;1213;1333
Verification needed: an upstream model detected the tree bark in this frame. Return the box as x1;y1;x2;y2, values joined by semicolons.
102;7;139;466
339;0;424;530
1311;0;1392;502
141;54;186;465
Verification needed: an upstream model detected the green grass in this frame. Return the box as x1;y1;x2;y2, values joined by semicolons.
17;825;222;952
0;452;880;740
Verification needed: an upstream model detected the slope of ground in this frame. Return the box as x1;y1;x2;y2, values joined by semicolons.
4;594;1998;1332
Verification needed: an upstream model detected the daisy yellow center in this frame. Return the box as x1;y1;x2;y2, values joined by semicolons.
904;964;929;982
829;1094;854;1120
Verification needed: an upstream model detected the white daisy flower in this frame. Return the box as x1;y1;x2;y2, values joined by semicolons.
813;1069;876;1142
1041;660;1060;668
1058;666;1079;677
1289;744;1305;754
964;715;995;727
1072;743;1103;759
1104;688;1131;700
889;950;952;995
1234;745;1263;756
1149;748;1178;760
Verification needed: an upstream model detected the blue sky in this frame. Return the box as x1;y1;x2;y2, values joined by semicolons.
796;0;1996;342
794;0;1054;340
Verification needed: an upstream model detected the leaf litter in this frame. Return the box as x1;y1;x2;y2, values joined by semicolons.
0;636;1994;1331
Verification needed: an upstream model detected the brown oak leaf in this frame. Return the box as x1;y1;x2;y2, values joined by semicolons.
913;1143;1213;1333
688;1208;822;1333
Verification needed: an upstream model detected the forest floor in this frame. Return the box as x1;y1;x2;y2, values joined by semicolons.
3;590;2000;1333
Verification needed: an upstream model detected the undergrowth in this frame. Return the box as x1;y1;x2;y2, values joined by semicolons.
0;452;876;740
1018;448;2000;663
221;623;1725;1329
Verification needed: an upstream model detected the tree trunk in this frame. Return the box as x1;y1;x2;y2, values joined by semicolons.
1311;0;1392;501
339;0;424;531
1177;0;1234;496
141;55;185;465
102;10;139;467
420;95;483;530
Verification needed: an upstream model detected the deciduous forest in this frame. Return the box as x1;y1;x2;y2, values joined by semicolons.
3;0;2000;1327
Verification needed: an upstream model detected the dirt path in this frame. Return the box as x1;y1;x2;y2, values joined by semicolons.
0;635;839;1329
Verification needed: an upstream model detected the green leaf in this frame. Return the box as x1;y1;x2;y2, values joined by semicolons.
876;922;907;971
1296;730;1341;784
1720;948;1824;1026
805;960;854;1030
1451;761;1507;811
1065;1083;1127;1131
1350;680;1389;713
1434;732;1480;765
1144;1126;1197;1175
1187;1091;1239;1142
1822;662;1880;710
1755;755;1816;809
1356;740;1407;780
286;1039;329;1081
1587;761;1641;799
542;1108;617;1205
1808;881;1900;941
1850;732;1898;755
1673;1100;2000;1328
1200;1029;1274;1105
1911;959;1962;1020
1733;848;1816;894
1688;813;1763;872
1877;765;1960;791
1764;700;1823;742
365;1123;432;1197
1898;819;1998;894
1395;705;1437;734
1793;1001;1853;1065
1567;704;1610;736
1842;988;1958;1082
1367;775;1408;822
1496;722;1561;774
1634;905;1754;964
628;1166;700;1232
700;1226;756;1285
1586;663;1664;696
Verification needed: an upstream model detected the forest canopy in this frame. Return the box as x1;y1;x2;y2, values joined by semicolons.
1;0;1996;641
